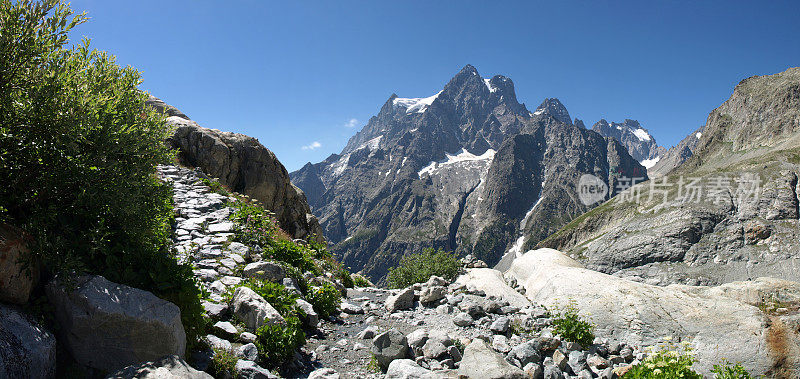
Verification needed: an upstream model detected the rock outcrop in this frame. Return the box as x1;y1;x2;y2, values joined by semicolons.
0;304;56;378
46;275;186;372
147;96;323;242
541;67;800;286
107;355;212;379
0;223;37;304
591;119;667;166
507;248;800;376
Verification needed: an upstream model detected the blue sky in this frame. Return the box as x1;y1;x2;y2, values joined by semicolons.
68;0;800;171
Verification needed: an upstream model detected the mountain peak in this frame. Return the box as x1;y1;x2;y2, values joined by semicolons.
533;98;572;125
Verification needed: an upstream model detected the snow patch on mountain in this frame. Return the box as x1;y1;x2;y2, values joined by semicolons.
632;128;652;142
696;132;702;139
418;148;496;178
393;91;443;114
483;78;498;93
641;156;661;169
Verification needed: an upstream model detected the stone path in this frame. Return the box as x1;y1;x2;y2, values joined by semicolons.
157;164;646;379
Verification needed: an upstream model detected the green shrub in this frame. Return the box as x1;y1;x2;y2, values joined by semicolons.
255;316;306;367
306;281;341;319
230;200;281;248
264;239;318;275
550;301;595;347
226;279;301;319
711;360;754;379
352;274;372;287
387;248;461;289
0;0;205;349
623;343;701;379
199;177;230;196
208;347;238;378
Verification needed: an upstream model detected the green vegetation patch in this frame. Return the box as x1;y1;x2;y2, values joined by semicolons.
386;247;461;289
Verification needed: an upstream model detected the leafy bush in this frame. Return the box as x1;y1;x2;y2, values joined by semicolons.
0;0;206;348
208;347;238;378
226;279;301;319
711;360;754;379
255;316;306;367
306;281;341;319
623;343;701;379
387;248;461;289
550;301;595;347
352;274;372;287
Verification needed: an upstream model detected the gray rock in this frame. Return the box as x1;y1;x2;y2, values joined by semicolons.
447;345;463;362
340;301;364;314
543;363;564;379
0;224;38;304
308;367;339;379
506;340;541;368
242;261;285;282
406;329;429;351
240;332;257;343
236;343;259;361
422;339;448;359
107;355;212;378
46;275;185;372
207;221;234;233
385;359;433;379
371;329;409;369
458;339;526;379
230;286;285;331
453;312;473;327
295;298;319;328
386;288;415;313
568;351;588;375
491;335;511;353
213;321;238;339
206;334;232;352
227;242;250;257
235;359;279;379
358;325;380;340
490;317;511;334
0;305;56;378
419;286;446;304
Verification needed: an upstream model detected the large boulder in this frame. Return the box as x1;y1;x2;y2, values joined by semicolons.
455;268;530;309
458;339;525;379
385;288;415;313
106;355;212;378
242;261;285;282
385;359;435;379
46;275;186;372
164;109;323;241
508;248;800;376
230;286;285;331
0;304;56;378
371;329;409;370
0;223;38;304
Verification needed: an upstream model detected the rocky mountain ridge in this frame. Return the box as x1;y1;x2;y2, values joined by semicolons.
541;66;800;287
292;65;646;281
590;119;667;168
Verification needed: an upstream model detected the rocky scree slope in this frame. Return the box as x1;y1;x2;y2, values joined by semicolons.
291;65;646;281
146;96;324;242
541;67;800;286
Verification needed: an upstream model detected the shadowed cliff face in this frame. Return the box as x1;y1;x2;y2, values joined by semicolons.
146;97;324;241
541;67;800;287
291;65;645;281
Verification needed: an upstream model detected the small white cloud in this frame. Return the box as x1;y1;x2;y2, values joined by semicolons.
301;141;322;150
344;118;358;128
